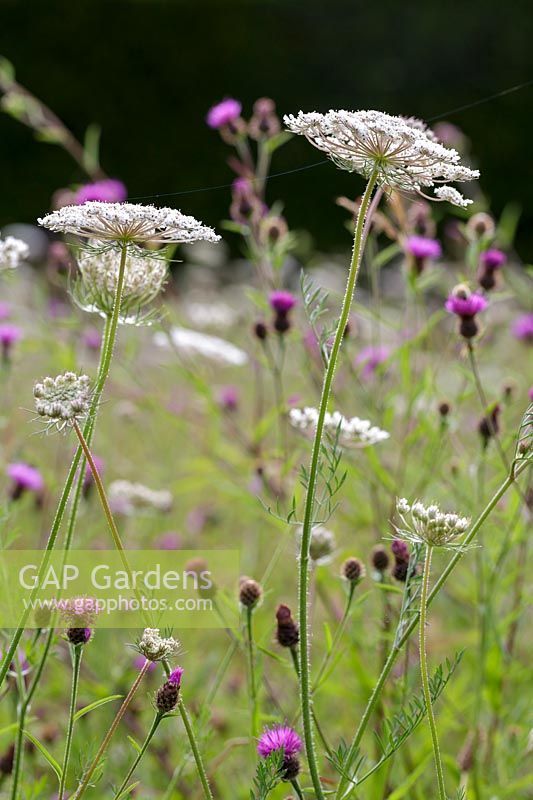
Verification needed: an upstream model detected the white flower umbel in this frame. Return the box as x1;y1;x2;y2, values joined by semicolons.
108;480;173;515
73;241;168;324
154;326;248;366
0;236;29;270
138;628;180;662
284;110;479;206
38;201;221;245
396;498;470;549
289;407;389;447
34;372;92;432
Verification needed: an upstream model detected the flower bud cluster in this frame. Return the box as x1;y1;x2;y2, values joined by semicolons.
34;372;92;430
396;498;469;548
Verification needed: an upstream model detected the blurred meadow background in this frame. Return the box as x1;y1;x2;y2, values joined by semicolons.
0;1;532;799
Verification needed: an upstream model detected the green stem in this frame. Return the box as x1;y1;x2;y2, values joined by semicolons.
336;456;530;800
0;246;128;689
177;696;214;800
419;547;446;800
245;606;259;739
58;644;83;800
298;171;378;799
313;582;355;691
291;778;305;800
73;659;150;799
113;713;164;799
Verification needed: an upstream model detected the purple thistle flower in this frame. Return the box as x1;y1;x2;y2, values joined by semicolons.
74;179;127;205
168;666;184;686
269;291;297;314
217;384;239;411
405;235;442;260
0;324;22;361
0;302;11;320
257;725;302;758
206;98;242;129
480;249;506;270
445;290;488;319
7;462;44;498
355;345;390;380
511;313;533;343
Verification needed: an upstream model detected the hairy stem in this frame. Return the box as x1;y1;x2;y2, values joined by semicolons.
58;644;83;800
113;713;164;799
245;606;259;739
177;696;214;800
297;171;378;800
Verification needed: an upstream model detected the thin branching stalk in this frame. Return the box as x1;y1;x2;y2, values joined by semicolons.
297;170;379;799
58;644;84;800
291;778;305;799
336;455;530;800
419;546;446;799
113;712;164;799
72;659;150;800
0;246;128;690
313;582;355;691
245;606;259;739
177;696;214;800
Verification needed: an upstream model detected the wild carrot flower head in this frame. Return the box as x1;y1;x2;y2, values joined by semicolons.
154;327;249;366
33;372;92;431
257;725;302;758
405;235;442;260
38;202;220;245
0;236;29;270
108;480;172;515
511;313;533;343
284;109;479;206
206;98;242;129
74;178;127;205
396;498;470;549
72;241;168;324
138;628;181;662
289;407;390;447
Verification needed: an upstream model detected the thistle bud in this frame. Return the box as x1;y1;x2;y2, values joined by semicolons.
275;604;299;648
66;627;92;646
342;557;365;584
156;666;184;714
371;545;390;573
254;321;268;340
239;577;262;608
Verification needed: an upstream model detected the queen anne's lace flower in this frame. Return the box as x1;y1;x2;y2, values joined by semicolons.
289;407;389;447
0;236;29;270
38;202;221;245
138;628;180;661
284;110;479;206
154;326;248;366
34;372;92;431
108;480;173;515
396;498;470;548
73;241;168;324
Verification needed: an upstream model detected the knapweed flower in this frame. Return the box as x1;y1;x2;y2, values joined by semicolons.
33;372;92;431
82;455;104;497
257;724;302;781
341;557;366;584
229;178;265;225
275;605;299;649
445;284;488;339
217;385;239;411
108;480;172;515
138;628;180;662
154;326;248;366
0;235;29;270
72;241;168;324
66;627;92;646
512;313;533;343
269;290;297;334
466;212;495;241
0;324;22;362
371;545;390;574
405;235;442;275
7;462;44;501
38;202;220;245
74;178;127;205
249;97;281;140
396;498;470;549
239;577;262;608
284;110;479;206
289;406;390;447
355;345;390;380
156;666;184;713
82;327;102;351
0;302;11;320
206;98;242;129
478;248;506;290
478;404;501;448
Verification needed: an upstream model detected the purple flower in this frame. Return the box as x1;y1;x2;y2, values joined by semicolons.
391;539;409;562
156;531;182;550
257;725;302;758
0;302;11;320
217;385;239;411
445;291;488;319
82;327;102;351
74;179;127;205
206;98;242;129
480;249;506;270
134;655;157;673
405;235;442;260
511;313;533;343
7;462;44;496
269;291;297;314
528;386;533;401
168;666;184;686
0;324;22;361
83;456;104;495
355;345;390;380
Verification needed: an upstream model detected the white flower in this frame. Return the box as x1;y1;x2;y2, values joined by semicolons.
396;497;470;548
284;109;479;206
138;628;180;661
73;240;168;324
108;480;173;515
434;185;473;207
38;201;221;245
289;406;389;447
34;372;92;431
186;301;238;329
154;326;248;366
0;236;29;270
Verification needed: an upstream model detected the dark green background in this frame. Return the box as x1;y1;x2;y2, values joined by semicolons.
1;0;533;254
